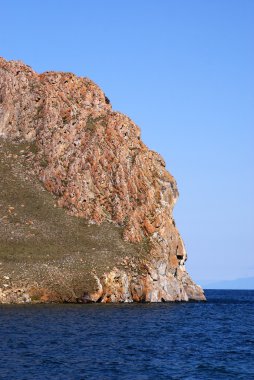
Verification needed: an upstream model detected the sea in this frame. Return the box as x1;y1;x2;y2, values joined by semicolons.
0;290;253;380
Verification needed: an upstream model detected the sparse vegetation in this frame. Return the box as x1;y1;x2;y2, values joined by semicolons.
0;139;145;299
86;115;107;132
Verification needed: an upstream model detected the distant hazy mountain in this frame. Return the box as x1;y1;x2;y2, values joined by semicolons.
204;277;254;290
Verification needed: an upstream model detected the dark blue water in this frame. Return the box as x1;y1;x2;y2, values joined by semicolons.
0;290;254;380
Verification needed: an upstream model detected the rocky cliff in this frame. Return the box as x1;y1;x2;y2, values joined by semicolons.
0;57;205;303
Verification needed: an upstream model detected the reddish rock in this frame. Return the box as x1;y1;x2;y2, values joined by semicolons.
144;219;156;234
0;57;205;303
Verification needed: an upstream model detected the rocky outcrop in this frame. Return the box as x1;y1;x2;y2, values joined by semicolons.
0;57;205;303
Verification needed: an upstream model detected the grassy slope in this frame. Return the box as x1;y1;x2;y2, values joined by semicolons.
0;139;146;300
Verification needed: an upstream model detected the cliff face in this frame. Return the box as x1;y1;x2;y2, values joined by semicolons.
0;57;205;303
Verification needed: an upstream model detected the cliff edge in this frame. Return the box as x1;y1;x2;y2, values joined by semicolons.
0;58;205;303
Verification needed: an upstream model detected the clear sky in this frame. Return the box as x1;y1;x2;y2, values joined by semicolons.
1;0;253;285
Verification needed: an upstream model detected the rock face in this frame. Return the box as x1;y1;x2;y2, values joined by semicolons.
0;57;205;303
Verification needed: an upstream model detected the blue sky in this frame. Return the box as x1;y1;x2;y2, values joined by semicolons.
1;0;253;285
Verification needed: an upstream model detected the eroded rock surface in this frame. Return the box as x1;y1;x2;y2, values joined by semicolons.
0;57;205;303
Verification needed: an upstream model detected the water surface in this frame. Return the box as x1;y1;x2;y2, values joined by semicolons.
0;290;254;379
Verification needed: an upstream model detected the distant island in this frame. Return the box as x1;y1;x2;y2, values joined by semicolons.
0;57;205;304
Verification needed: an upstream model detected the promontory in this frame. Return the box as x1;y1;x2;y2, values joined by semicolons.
0;57;205;303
